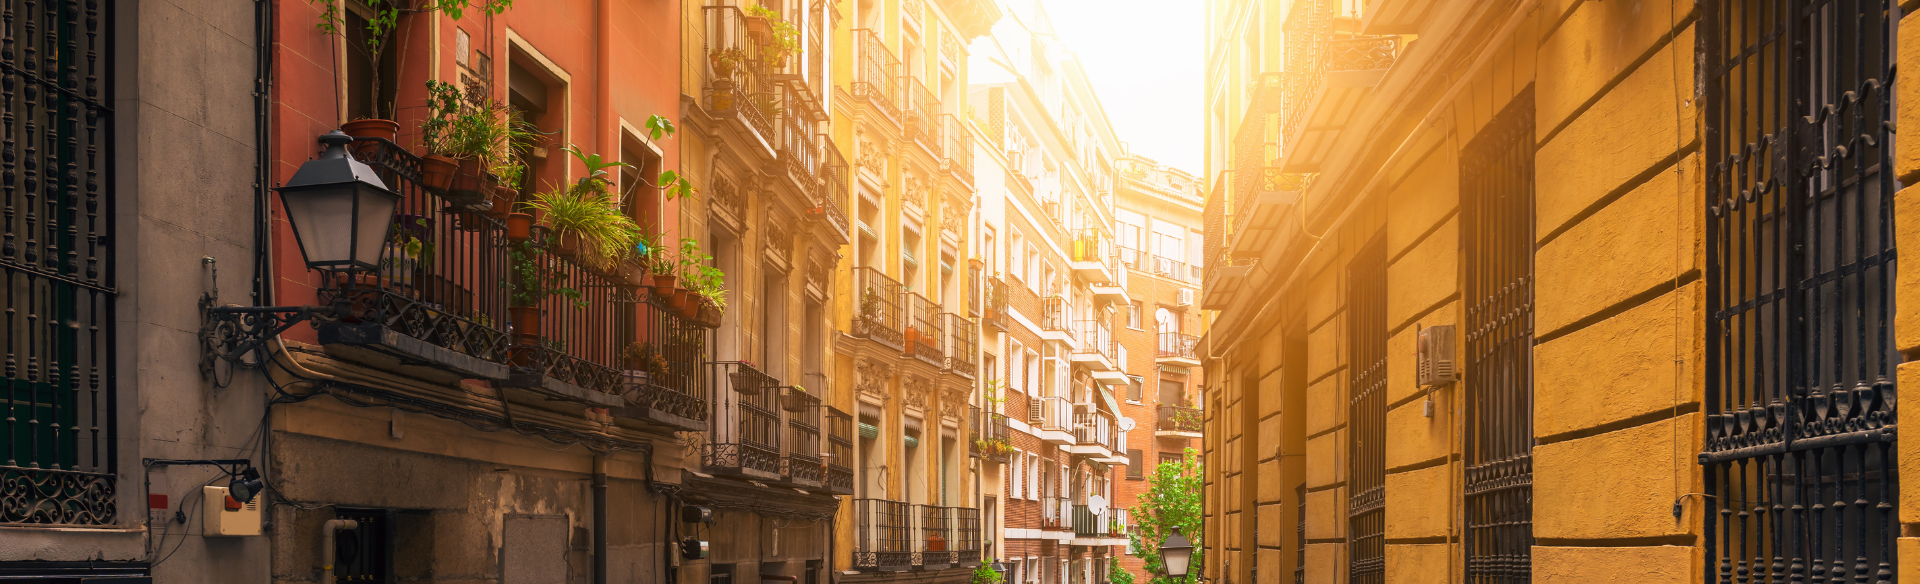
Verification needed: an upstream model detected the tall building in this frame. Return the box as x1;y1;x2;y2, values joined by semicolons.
1201;1;1909;583
1110;154;1206;582
831;0;1004;581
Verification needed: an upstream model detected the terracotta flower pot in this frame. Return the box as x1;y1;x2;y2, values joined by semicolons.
550;230;583;260
744;15;770;43
505;213;534;242
420;155;459;192
509;305;544;345
341;118;399;159
486;184;519;218
694;300;723;328
622;263;650;289
650;275;678;299
445;158;495;206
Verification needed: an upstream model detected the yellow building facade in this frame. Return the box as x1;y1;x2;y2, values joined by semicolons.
1202;1;1909;583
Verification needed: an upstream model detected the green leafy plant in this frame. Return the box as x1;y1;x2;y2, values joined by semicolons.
506;242;584;308
970;560;1004;584
519;146;642;271
1109;557;1135;584
746;4;801;64
676;237;714;281
421;80;541;170
644;115;697;200
307;0;514;119
624;341;670;377
690;264;728;312
1128;448;1203;584
983;379;1007;410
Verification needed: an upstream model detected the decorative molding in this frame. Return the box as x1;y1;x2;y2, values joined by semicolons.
857;133;887;173
940;388;967;420
856;358;892;402
902;374;931;409
903;173;927;215
712;171;743;216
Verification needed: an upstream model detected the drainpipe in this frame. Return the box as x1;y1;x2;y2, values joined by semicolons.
320;519;360;584
594;454;609;584
596;0;614;159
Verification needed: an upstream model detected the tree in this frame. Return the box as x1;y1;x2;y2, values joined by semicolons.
1127;448;1203;584
1109;556;1136;584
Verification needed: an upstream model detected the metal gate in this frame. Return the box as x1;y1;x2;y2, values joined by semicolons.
0;0;116;526
1347;234;1386;584
1460;89;1535;583
1701;1;1899;582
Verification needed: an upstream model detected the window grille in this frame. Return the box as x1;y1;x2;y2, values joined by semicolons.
1347;234;1386;584
1460;89;1535;583
0;0;117;526
1700;2;1898;582
1294;483;1306;584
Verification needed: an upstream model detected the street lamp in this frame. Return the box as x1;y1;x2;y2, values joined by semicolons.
1161;525;1194;579
275;130;400;272
199;130;396;374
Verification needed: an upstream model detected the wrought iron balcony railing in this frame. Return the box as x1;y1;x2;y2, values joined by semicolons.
1157;331;1200;361
703;5;775;141
902;76;941;153
776;87;821;190
704;361;782;478
853;267;904;350
1157;404;1205;434
945;313;976;376
982;276;1008;329
500;228;644;399
943;113;974;185
905;292;943;366
1040;296;1070;332
953;507;983;566
826;407;856;495
855;498;915;571
814;135;851;237
919;504;955;567
1073;504;1109;537
852;29;900;121
1071;228;1114;269
782;387;822;487
970;407;1012;463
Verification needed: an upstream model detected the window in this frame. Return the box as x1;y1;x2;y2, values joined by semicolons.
342;1;399;122
1158;379;1184;406
1010;232;1026;281
1347;235;1387;584
1127;375;1144;402
1128;302;1142;329
1011;450;1024;499
1009;340;1026;392
1158;452;1182;467
1701;0;1898;575
1;0;115;526
1126;449;1144;479
1025;244;1040;292
1461;89;1535;579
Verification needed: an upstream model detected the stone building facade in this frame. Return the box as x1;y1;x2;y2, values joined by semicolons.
1201;0;1908;583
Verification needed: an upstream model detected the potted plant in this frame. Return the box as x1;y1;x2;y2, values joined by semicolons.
624;341;669;378
382;214;434;287
520;148;639;272
505;241;585;345
746;5;799;68
708;47;746;82
420;80;539;205
689;263;726;328
647;243;680;298
312;0;513;146
730;361;762;396
782;385;810;412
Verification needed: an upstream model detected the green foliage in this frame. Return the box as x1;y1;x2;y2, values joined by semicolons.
420;80;541;173
506;242;583;308
521;179;641;272
1128;448;1204;584
970;560;1004;584
309;0;513;118
644;114;677;141
746;4;801;62
1110;557;1136;584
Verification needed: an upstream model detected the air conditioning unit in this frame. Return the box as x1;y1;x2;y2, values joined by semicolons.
1416;325;1457;387
1176;288;1195;307
1029;399;1043;424
202;485;261;537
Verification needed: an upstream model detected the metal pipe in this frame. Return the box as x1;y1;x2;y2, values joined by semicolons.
320;518;359;584
593;454;608;584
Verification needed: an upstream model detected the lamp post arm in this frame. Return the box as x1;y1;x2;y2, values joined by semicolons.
198;292;349;379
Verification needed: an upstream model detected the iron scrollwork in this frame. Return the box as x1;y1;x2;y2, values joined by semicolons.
198;290;346;381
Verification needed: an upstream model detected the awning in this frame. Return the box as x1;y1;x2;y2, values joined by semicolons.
1096;384;1121;416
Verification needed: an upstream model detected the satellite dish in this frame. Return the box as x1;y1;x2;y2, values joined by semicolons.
1118;417;1136;431
1089;495;1108;514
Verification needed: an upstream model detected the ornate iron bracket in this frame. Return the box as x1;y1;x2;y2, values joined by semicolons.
198;292;347;380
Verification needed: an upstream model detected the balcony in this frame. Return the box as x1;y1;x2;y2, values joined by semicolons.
919;504;955;568
1089;256;1129;305
1042;495;1070;530
1278;15;1401;172
703;361;782;480
902;76;941;156
1157;404;1204;438
1029;395;1073;445
852;29;900;123
981;277;1008;330
943;113;974;186
315;139;513;379
970;407;1012;463
1070;407;1116;459
904;292;944;367
1069;228;1116;284
1072;505;1129;545
1230;170;1313;258
812;135;851;243
1039;296;1073;344
1070;319;1117;373
782;387;823;488
610;295;712;432
775;86;822;193
1156;331;1201;367
855;499;914;572
1149;254;1194;283
853;267;905;351
826;407;856;495
953;507;983;567
703;5;776;149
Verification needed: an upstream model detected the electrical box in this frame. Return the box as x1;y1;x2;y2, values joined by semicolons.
202;485;261;536
1416;325;1457;387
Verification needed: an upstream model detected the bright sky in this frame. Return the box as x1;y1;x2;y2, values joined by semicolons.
1041;0;1205;174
